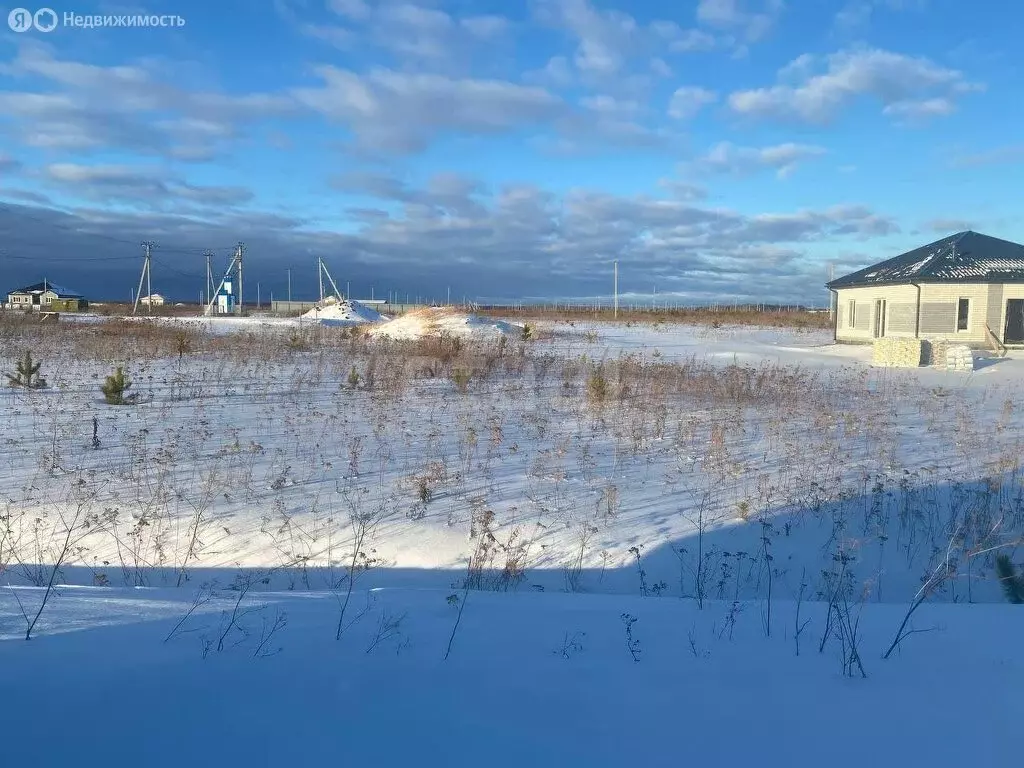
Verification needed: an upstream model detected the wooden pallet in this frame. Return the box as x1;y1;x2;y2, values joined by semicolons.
985;323;1007;357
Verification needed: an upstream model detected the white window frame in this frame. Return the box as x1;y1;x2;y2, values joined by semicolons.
847;299;856;328
956;297;970;332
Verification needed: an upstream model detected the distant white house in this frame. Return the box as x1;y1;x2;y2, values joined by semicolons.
139;293;166;306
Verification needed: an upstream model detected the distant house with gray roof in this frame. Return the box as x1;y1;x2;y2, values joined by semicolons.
5;281;88;311
826;231;1024;347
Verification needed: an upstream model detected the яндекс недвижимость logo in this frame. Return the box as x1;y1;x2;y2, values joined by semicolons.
7;8;184;31
7;7;58;32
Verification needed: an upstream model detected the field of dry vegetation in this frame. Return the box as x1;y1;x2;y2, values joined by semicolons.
1;310;1022;642
480;304;834;329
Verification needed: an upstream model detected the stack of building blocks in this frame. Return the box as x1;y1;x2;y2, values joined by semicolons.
871;337;924;367
924;339;948;367
942;344;975;371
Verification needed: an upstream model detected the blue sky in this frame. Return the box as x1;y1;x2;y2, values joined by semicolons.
0;0;1021;304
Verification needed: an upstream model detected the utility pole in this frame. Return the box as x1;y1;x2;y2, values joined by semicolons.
613;260;618;319
133;241;154;316
257;282;261;309
204;248;241;317
318;257;325;304
204;250;214;305
827;263;836;320
287;268;292;302
319;260;344;302
235;242;245;314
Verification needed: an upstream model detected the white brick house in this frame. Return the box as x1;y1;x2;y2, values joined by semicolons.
827;231;1024;347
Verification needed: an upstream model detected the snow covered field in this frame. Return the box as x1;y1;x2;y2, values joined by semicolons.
2;586;1018;767
0;313;1019;766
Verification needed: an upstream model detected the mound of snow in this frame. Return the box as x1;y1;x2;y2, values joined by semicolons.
367;307;517;340
302;299;386;325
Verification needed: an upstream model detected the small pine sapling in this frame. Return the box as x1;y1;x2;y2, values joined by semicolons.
451;367;471;394
101;366;136;405
347;365;361;390
6;350;47;389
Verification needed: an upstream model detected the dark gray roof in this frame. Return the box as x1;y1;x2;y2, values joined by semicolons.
9;281;84;297
827;231;1024;289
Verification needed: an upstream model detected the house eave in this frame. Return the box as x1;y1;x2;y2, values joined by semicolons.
827;275;1024;290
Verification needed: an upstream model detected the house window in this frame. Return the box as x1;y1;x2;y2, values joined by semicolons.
847;300;856;328
957;298;970;331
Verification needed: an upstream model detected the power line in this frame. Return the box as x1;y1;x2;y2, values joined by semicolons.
151;254;207;281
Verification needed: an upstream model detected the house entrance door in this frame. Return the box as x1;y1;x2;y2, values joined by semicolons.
873;299;886;338
1005;299;1024;343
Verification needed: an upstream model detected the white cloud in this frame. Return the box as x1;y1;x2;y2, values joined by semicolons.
728;47;982;123
294;67;565;153
656;179;708;200
328;0;371;20
43;163;253;206
650;58;673;77
667;86;717;119
301;1;514;70
0;153;22;172
695;0;783;42
2;165;903;303
532;0;636;75
535;0;716;85
690;141;827;178
882;97;956;120
524;56;576;88
833;1;873;31
924;217;974;233
834;0;928;32
0;43;293;159
669;28;718;52
580;94;643;117
460;15;509;39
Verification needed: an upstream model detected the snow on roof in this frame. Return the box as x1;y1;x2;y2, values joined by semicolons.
9;281;83;297
827;231;1024;289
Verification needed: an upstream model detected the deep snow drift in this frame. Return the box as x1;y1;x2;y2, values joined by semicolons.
367;306;518;339
301;297;387;325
